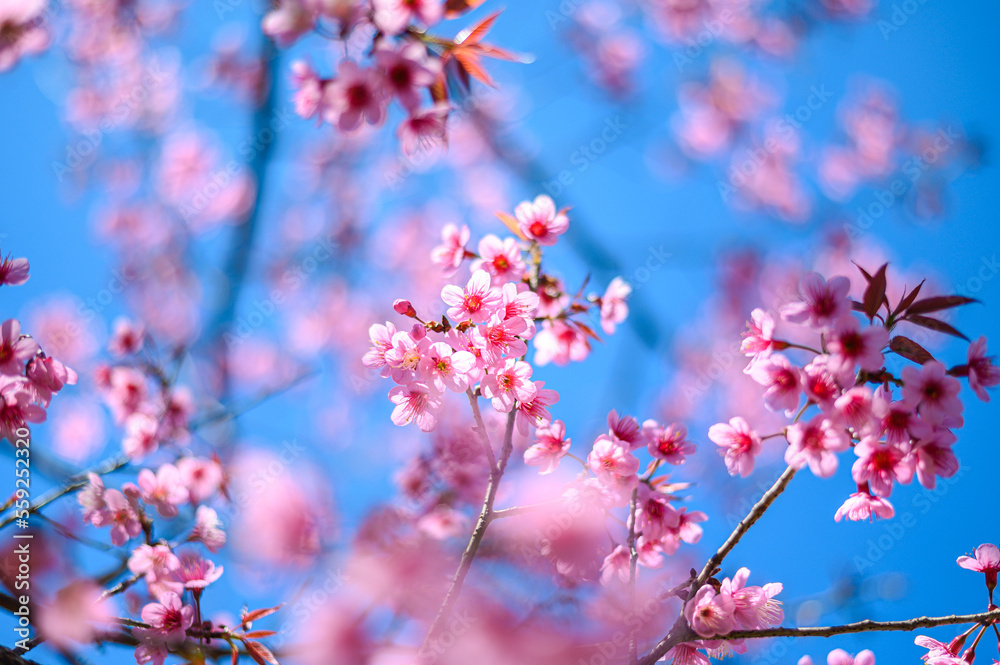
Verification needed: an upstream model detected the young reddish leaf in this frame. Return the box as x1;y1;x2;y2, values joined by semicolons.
455;9;502;45
906;315;970;341
904;295;979;317
889;336;934;365
244;630;278;639
444;0;488;19
850;300;865;312
572;321;602;343
892;280;925;317
242;604;284;627
452;49;495;87
495;211;527;240
947;364;971;377
231;645;240;665
853;261;874;284
429;73;449;104
246;641;280;665
862;263;888;320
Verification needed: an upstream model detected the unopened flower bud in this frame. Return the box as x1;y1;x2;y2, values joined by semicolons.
394;299;416;318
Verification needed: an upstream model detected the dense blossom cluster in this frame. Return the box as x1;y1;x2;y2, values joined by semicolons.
707;266;998;522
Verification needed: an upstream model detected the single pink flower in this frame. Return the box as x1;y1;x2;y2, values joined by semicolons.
659;507;707;555
912;427;959;489
868;386;930;446
0;376;46;442
599;545;631;586
708;417;762;477
684;585;736;637
956;543;1000;592
388;382;442;431
472;234;526;283
138;464;190;518
784;415;850;478
171;551;224;591
372;0;443;35
418;341;476;393
190;506;227;553
514;195;569;246
587;434;640;479
749;353;802;415
600;277;632;334
108;317;146;359
608;409;643;447
430;224;469;277
290;60;325;120
533;320;591;366
741;308;776;359
827;649;876;665
362;321;399;377
801;355;843;411
0;319;39;376
140;592;194;643
644;420;696;464
441;269;503;324
515;381;559;435
826;317;888;380
851;439;913;496
384;329;428;385
473;313;528;365
635;486;680;541
835;486;895;522
834;386;875;432
524;419;570;474
780;273;852;328
177;456;224;505
105;489;142;547
375;42;438;112
122;412;161;460
721;567;783;630
0;254;30;286
967;336;1000;402
480;357;536;412
902;361;963;427
397;104;450;156
323;61;386;132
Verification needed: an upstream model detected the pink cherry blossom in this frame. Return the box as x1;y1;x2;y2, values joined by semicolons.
171;551;224;590
177;456;224;504
108;317;147;357
834;386;875;431
0;253;30;286
261;0;315;46
635;486;680;541
500;282;539;335
515;381;559;434
0;376;46;442
524;419;570;474
140;592;193;643
514;195;570;246
473;314;528;365
398;104;450;156
800;355;842;411
388;382;442;431
384;329;428;385
587;434;640;479
826;317;888;380
741;308;777;360
827;649;876;665
533;320;591;366
323;61;386;132
780;273;852;328
957;543;1000;593
721;567;784;630
362;321;398;377
0;0;49;72
599;545;631;585
190;506;227;553
600;277;631;334
659;507;707;555
644;420;695;464
868;386;930;446
290;60;324;120
708;417;762;477
372;0;443;35
748;353;802;415
967;336;1000;402
104;489;142;547
418;342;476;393
912;427;959;489
664;644;710;665
835;486;895;522
430;224;470;277
684;585;736;637
441;270;503;324
851;439;914;496
122;412;161;460
480;358;536;413
138;464;189;517
375;42;437;112
902;361;963;426
0;319;39;376
472;234;526;283
26;354;77;407
128;544;181;598
784;415;850;478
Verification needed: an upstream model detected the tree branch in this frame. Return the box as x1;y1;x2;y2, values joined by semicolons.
717;609;1000;640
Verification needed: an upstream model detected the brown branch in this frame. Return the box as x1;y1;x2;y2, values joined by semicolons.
717;609;1000;640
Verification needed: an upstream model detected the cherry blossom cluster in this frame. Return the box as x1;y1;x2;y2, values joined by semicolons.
915;543;1000;664
709;265;999;522
0;257;80;443
663;567;783;662
92;318;197;460
0;0;50;72
278;0;519;152
363;194;630;432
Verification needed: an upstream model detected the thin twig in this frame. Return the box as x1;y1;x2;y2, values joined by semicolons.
717;609;1000;640
627;487;639;665
466;388;498;475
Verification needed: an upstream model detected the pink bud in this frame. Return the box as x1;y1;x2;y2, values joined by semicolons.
393;299;416;317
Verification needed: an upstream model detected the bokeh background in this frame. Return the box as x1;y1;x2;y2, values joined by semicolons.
1;0;999;663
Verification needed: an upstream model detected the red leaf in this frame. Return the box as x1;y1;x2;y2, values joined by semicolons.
231;645;240;665
862;263;888;320
242;604;284;627
455;9;502;45
853;261;874;284
906;315;970;341
444;0;488;19
244;630;278;639
889;336;934;365
246;641;280;665
892;280;925;317
904;295;979;317
572;321;602;343
495;211;527;240
453;49;495;87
